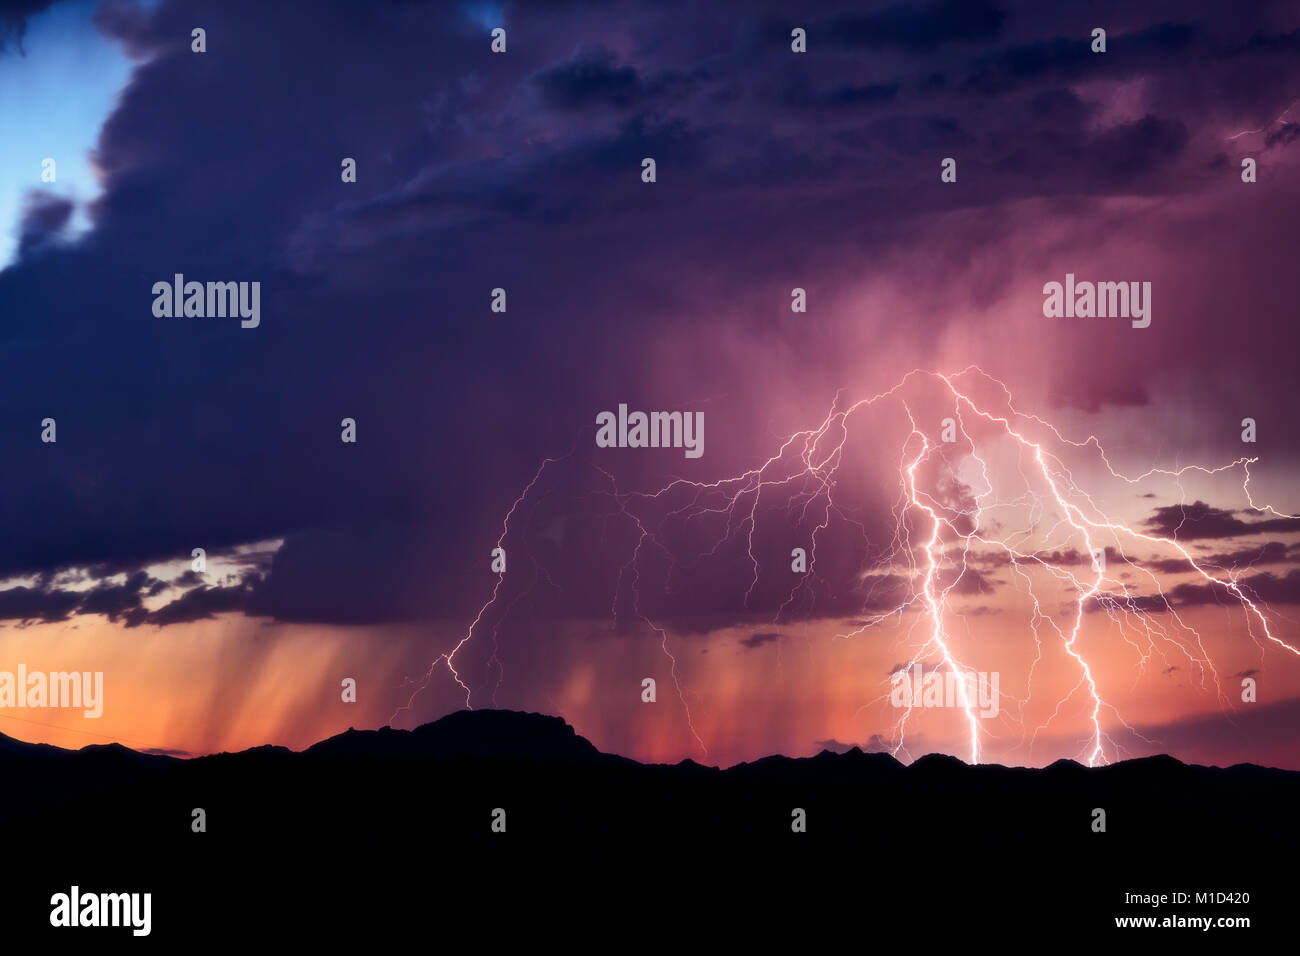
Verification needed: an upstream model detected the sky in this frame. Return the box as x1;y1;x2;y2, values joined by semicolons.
1;0;1299;769
0;0;133;267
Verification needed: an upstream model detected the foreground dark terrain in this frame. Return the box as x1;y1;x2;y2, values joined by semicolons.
3;709;1291;942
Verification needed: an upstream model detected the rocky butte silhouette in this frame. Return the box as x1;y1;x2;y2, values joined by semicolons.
3;709;1294;941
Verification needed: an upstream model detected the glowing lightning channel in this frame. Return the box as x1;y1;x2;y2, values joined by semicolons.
394;367;1300;767
387;454;563;726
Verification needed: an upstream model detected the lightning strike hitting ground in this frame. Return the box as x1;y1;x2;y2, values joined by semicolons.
393;368;1300;766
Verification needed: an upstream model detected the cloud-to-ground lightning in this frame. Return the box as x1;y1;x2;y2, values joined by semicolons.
394;368;1300;766
388;454;565;726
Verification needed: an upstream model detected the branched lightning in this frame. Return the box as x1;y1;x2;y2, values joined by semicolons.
393;367;1300;766
388;455;562;725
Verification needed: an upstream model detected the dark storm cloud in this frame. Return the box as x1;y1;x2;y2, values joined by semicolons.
740;631;782;649
92;0;158;56
529;45;706;113
0;566;198;626
821;0;1007;53
1092;569;1300;614
1088;114;1190;178
1145;541;1295;575
146;578;258;627
1143;556;1194;574
1028;547;1120;567
961;22;1196;95
1265;122;1300;149
827;81;900;105
141;746;192;757
936;565;995;595
243;524;433;625
800;80;900;108
0;585;80;622
76;569;157;623
16;193;73;259
2;0;1299;632
1167;569;1300;608
1144;502;1300;540
0;0;62;51
532;46;644;109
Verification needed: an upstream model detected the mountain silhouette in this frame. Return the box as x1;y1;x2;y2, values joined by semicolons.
303;708;625;763
4;709;1295;941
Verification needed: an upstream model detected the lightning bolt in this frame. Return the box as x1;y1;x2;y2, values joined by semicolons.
388;454;562;725
394;367;1300;766
1227;97;1299;141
